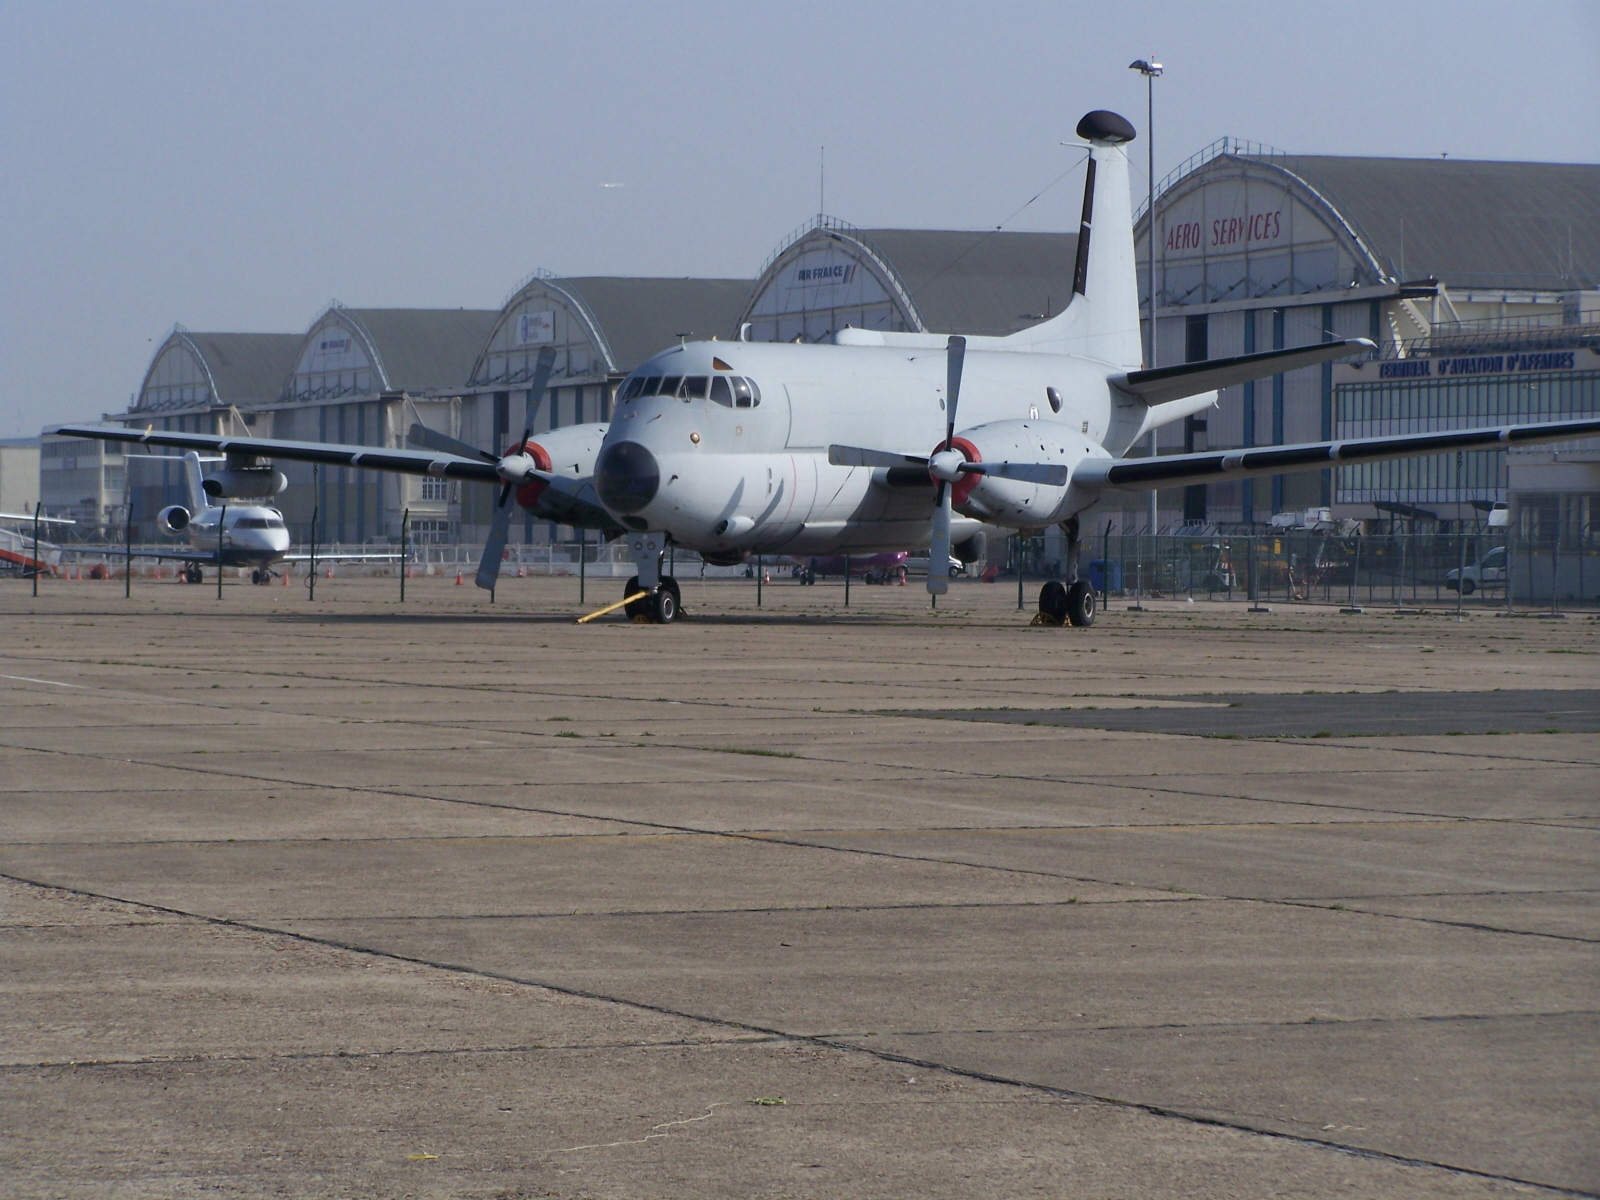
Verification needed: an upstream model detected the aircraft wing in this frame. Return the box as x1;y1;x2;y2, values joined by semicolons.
123;548;220;564
0;511;75;524
1110;339;1376;406
51;424;503;484
280;551;407;562
1074;416;1600;492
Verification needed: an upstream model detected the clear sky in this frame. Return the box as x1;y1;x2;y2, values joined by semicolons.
2;0;1597;435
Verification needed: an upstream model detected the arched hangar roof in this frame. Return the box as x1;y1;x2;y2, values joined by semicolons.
285;305;499;401
470;275;751;387
135;329;302;414
738;217;1079;343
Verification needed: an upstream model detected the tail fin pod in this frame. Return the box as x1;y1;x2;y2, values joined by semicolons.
1005;111;1143;370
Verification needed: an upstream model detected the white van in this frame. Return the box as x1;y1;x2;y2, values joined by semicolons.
1444;545;1506;595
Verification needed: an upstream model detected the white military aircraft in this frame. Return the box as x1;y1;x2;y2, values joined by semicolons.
56;109;1600;623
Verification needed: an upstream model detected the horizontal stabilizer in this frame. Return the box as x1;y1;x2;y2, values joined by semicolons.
1074;417;1600;492
1112;339;1375;406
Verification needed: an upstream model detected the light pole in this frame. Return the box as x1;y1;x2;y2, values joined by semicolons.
1130;57;1162;535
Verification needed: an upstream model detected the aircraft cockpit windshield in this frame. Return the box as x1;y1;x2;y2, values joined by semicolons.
620;371;761;408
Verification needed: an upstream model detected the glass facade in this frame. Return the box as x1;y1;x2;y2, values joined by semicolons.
1335;370;1600;504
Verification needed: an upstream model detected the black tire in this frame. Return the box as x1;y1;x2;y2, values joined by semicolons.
1460;578;1476;596
623;576;648;619
651;585;678;624
1039;580;1068;624
1066;580;1097;627
661;575;682;614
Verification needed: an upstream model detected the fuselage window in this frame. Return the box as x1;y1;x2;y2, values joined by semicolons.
683;375;709;400
709;376;733;406
659;376;683;398
732;377;753;408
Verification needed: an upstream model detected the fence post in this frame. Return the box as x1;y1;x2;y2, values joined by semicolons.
124;502;133;599
400;509;408;603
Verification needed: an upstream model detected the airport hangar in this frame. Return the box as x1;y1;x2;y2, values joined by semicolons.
50;142;1600;550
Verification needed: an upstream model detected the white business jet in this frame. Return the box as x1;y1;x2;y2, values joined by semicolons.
122;451;402;584
56;109;1600;624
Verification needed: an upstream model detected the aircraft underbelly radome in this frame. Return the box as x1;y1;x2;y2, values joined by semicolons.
597;343;1136;555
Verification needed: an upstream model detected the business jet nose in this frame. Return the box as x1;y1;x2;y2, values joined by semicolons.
595;441;660;514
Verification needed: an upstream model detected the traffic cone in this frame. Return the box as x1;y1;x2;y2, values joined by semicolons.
325;564;334;578
282;569;289;586
762;569;771;583
455;571;463;586
516;565;525;578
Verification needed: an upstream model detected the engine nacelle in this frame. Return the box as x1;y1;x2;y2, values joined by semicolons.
946;419;1106;528
510;424;608;514
202;467;288;499
158;505;191;535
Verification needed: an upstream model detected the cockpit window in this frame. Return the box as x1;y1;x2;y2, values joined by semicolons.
621;376;645;401
709;376;733;406
659;376;683;397
683;376;709;400
641;376;663;397
732;376;761;408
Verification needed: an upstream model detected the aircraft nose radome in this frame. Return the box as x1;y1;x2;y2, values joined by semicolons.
595;441;660;514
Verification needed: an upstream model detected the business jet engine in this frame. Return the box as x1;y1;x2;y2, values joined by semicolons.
201;465;288;499
157;504;191;535
932;419;1102;528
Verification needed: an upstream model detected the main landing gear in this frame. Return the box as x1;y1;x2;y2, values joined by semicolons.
249;568;273;586
1036;516;1096;627
181;563;204;585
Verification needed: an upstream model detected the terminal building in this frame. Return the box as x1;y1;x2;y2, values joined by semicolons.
62;139;1600;551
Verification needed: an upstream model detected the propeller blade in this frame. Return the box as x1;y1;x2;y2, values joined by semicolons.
944;335;966;450
927;485;952;596
829;445;930;469
958;461;1070;485
475;482;515;591
408;423;496;463
477;348;555;594
526;346;557;425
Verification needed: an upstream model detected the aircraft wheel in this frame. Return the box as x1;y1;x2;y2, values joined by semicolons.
661;575;682;614
1460;578;1476;596
623;576;648;619
1038;581;1068;625
185;564;204;585
650;585;678;624
1065;580;1097;627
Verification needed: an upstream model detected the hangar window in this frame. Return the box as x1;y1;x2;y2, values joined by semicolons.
681;376;709;400
710;376;734;406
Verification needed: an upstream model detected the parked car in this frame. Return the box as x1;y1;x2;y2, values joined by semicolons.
1444;545;1506;595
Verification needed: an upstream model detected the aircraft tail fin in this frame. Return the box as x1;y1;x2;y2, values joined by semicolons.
1004;111;1143;370
182;452;212;512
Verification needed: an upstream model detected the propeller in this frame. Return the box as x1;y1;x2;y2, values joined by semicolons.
475;347;556;594
926;336;965;595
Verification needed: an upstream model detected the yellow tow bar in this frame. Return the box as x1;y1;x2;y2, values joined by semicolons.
576;591;651;624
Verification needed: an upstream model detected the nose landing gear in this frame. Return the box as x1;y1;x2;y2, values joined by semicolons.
623;575;681;624
248;568;273;586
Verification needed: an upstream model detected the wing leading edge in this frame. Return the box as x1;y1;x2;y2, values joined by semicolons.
1074;417;1600;492
51;425;503;484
